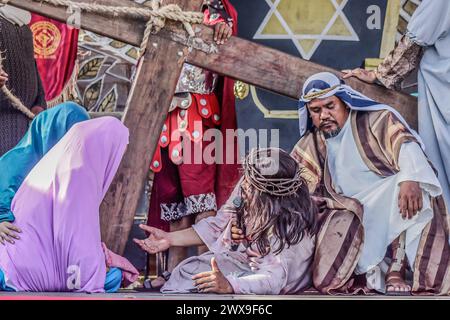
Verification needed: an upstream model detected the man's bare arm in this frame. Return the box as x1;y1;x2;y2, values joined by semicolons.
169;227;204;247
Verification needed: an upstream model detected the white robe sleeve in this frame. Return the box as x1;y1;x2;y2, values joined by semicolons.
396;142;442;197
191;180;242;250
225;253;288;295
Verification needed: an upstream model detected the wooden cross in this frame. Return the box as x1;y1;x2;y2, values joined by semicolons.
9;0;418;255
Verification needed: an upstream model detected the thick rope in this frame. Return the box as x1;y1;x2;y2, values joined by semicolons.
0;53;35;119
7;0;205;58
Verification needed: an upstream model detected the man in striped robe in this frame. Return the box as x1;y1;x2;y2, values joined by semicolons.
291;72;449;295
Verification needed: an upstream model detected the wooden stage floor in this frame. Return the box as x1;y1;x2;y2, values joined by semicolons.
0;290;449;300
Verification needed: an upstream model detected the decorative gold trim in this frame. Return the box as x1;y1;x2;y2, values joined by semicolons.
249;85;298;119
303;85;339;101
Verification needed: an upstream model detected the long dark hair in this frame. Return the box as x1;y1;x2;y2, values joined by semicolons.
237;148;318;257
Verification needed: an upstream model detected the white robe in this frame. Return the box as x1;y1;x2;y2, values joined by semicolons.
407;0;450;208
326;117;442;292
161;182;316;295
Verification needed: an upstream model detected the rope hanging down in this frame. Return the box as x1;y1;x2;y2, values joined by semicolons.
0;53;35;119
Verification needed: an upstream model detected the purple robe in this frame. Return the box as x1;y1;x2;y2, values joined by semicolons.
0;117;129;292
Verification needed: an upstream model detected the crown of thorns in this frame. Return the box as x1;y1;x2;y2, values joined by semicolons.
243;149;303;197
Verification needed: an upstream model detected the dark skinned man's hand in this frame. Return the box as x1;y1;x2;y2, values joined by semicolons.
398;181;423;219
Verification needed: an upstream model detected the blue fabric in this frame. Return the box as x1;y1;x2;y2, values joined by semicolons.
104;267;123;293
0;268;16;292
0;102;90;222
303;79;333;94
298;74;380;111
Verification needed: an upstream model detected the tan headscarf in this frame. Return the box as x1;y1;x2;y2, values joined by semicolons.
0;4;31;26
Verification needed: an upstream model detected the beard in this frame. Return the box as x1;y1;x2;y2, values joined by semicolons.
319;121;342;139
323;128;342;139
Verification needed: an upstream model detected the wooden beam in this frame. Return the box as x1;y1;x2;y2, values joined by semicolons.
13;1;418;255
98;0;204;255
182;26;418;128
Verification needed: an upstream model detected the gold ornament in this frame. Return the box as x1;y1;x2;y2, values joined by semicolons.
234;81;250;100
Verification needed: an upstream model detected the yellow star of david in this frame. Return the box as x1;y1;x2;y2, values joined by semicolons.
254;0;359;60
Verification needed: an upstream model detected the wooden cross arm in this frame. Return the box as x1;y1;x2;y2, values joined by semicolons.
170;25;418;128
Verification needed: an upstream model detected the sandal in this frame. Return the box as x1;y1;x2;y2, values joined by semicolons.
385;273;411;296
385;232;411;296
144;271;171;291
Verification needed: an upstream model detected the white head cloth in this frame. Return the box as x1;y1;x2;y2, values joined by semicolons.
297;72;423;148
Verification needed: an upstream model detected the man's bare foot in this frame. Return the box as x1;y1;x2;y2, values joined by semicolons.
386;271;411;295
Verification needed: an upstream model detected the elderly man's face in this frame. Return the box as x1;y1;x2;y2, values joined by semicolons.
307;96;350;138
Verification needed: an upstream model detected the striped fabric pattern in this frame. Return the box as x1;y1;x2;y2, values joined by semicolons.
292;109;449;295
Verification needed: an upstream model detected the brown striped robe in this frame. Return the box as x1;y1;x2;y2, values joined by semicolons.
291;109;450;295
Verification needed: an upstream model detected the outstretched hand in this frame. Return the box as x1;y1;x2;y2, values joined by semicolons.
341;68;377;84
0;221;21;245
133;224;171;254
192;257;234;294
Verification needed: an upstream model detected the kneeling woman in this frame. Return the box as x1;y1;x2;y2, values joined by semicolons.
0;116;138;292
135;148;318;295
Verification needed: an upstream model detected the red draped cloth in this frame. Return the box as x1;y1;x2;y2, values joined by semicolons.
29;15;79;104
